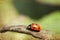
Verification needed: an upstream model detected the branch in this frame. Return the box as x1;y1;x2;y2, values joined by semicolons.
0;25;55;40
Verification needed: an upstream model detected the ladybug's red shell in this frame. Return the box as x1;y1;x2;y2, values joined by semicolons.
27;23;41;32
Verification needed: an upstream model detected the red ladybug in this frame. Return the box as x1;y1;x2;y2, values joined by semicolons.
27;23;41;32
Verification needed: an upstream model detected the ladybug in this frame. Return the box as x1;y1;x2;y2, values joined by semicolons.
27;23;41;32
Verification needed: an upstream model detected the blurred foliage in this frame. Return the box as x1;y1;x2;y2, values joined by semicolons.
0;0;60;40
13;0;60;20
1;32;39;40
38;11;60;33
37;0;60;5
12;0;60;33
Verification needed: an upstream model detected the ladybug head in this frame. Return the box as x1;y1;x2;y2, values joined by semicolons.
27;23;41;32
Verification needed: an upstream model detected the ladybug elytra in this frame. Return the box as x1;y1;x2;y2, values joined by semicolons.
27;23;41;32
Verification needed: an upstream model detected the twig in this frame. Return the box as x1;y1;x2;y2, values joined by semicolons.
0;25;54;40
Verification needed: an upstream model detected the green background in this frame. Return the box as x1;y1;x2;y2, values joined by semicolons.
12;0;60;33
